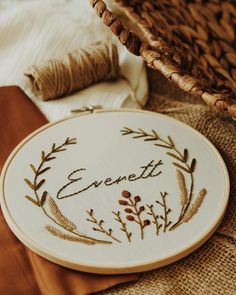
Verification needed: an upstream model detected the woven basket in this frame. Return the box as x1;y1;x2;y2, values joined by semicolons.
89;0;236;118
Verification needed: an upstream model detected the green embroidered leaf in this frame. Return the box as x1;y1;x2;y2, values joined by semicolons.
173;162;190;173
24;178;35;190
52;143;56;150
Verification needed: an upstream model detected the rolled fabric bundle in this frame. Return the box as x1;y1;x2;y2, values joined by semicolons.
24;41;120;101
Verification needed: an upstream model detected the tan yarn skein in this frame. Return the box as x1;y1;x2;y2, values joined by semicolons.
25;41;120;101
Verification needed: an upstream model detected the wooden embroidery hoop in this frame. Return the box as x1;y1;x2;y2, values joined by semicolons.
0;109;230;274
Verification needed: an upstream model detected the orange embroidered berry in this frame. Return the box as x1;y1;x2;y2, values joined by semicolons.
122;190;131;198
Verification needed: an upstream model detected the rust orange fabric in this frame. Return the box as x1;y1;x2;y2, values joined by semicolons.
0;86;137;295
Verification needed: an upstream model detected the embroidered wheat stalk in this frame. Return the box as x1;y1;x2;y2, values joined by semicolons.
48;196;76;231
177;170;188;207
45;225;95;245
179;189;207;225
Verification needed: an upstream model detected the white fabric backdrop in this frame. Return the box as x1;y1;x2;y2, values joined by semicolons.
0;0;148;121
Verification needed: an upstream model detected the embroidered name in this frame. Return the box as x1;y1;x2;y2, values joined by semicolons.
56;160;163;200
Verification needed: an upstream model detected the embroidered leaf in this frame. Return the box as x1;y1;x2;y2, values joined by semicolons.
138;128;146;133
190;158;196;172
25;195;40;206
40;191;48;206
133;134;147;139
38;167;51;175
45;156;56;161
41;151;45;161
166;221;172;227
168;136;175;147
24;178;35;190
52;143;56;150
53;148;67;153
30;164;37;174
151;129;159;138
67;141;76;145
173;162;190;173
155;143;172;149
176;169;188;206
65;137;77;144
167;152;183;162
181;189;207;224
183;149;188;162
45;225;95;245
48;196;76;230
36;179;45;191
121;127;132;135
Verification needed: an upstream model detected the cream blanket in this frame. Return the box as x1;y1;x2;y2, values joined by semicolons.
0;0;148;121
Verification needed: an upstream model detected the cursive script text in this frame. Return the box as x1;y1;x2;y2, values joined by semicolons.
56;160;163;200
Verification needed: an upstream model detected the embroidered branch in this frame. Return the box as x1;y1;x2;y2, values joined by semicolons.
121;127;206;230
156;192;172;232
86;209;121;243
112;211;132;242
119;190;150;240
24;137;111;245
146;204;162;235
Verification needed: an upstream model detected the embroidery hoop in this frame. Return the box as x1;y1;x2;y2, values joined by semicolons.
0;109;230;274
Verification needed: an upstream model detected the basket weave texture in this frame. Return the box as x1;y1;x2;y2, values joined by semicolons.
89;0;236;118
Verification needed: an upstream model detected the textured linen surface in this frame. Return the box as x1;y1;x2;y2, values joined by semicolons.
100;71;236;295
0;0;148;121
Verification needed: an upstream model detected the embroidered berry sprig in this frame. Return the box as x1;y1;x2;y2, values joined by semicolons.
118;190;150;240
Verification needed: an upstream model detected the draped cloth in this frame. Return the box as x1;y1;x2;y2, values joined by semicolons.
0;86;138;295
